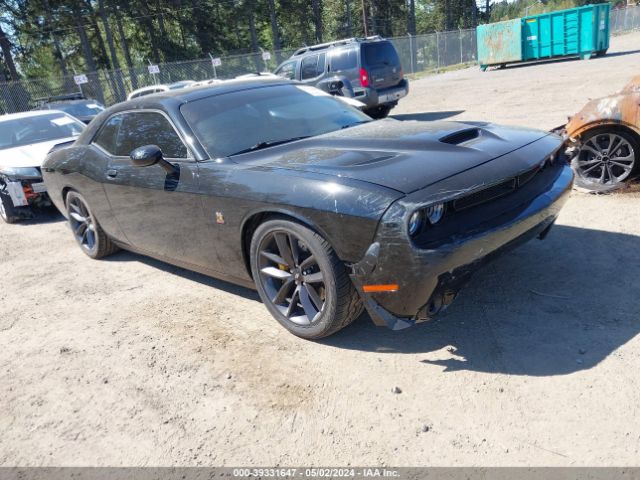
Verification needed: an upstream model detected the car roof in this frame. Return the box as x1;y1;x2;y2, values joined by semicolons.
44;99;99;106
116;77;291;111
0;110;69;122
291;35;386;57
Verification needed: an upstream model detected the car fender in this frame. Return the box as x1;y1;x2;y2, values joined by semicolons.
565;92;640;140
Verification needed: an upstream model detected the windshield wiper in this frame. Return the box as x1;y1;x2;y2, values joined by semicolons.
230;136;312;156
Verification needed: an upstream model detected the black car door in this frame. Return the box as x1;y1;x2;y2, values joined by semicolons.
95;110;218;269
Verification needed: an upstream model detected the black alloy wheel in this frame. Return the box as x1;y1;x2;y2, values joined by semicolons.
65;191;118;259
250;219;363;339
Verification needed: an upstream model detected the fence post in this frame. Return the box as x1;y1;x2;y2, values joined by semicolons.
436;31;440;72
408;33;415;74
459;29;463;64
625;6;629;31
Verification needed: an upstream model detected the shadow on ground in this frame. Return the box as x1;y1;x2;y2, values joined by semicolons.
490;48;640;71
105;250;260;302
392;110;464;122
323;225;640;377
89;222;639;378
12;207;64;225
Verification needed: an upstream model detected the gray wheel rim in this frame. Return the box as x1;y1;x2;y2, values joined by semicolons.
577;133;635;185
258;230;326;326
68;196;97;253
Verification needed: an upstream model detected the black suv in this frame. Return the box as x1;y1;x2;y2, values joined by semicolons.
274;36;409;119
38;93;105;124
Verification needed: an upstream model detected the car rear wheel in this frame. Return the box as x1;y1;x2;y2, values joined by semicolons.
0;188;20;224
572;128;639;192
250;219;363;339
65;191;118;259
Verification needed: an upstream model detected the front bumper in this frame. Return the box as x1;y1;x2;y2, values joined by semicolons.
350;163;574;330
1;175;50;209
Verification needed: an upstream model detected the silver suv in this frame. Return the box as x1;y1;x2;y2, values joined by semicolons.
274;36;409;119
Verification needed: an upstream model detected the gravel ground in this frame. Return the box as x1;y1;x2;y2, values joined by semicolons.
1;31;640;467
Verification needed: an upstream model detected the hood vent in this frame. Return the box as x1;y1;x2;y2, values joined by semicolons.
439;128;481;145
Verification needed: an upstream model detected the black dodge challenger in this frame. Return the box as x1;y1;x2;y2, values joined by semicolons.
42;78;573;339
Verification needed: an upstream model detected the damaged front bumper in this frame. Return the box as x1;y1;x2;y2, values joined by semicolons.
0;168;51;213
350;162;574;330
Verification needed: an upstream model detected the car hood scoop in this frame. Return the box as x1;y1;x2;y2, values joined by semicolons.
243;119;550;194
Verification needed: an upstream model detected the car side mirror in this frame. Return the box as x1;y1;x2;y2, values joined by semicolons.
130;145;162;167
130;145;178;175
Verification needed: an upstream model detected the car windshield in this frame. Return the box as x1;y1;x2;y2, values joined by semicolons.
181;84;371;158
49;101;104;117
0;113;85;150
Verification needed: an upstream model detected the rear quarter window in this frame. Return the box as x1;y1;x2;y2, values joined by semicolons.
329;48;358;72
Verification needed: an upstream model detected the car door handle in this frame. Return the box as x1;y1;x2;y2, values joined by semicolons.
106;169;118;178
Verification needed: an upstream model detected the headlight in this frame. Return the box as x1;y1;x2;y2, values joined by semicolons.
408;210;423;236
425;203;445;224
0;166;41;179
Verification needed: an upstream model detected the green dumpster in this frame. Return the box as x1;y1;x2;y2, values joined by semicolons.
478;3;610;71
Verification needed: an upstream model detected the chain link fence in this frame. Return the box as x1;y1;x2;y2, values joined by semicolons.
1;5;640;114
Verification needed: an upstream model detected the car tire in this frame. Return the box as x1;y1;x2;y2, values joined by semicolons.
365;105;392;119
571;127;639;192
0;188;20;224
250;218;363;339
65;191;118;259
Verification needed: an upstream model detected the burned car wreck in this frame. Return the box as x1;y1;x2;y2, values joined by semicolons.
42;78;573;339
563;75;640;192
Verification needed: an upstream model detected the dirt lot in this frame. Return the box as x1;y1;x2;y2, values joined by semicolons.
1;32;640;467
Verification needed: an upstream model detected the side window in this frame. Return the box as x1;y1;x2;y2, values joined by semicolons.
329;48;358;72
275;61;297;80
317;53;326;75
93;114;123;154
301;55;320;80
113;112;188;159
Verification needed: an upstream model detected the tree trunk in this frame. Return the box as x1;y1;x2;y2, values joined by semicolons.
75;16;98;73
267;0;282;53
345;0;352;37
311;0;323;43
114;7;138;90
74;13;105;104
361;0;368;36
248;7;261;71
0;23;19;81
42;0;69;80
407;0;416;35
98;0;126;100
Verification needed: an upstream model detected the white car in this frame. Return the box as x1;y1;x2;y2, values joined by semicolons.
0;110;85;223
126;85;170;100
126;81;197;101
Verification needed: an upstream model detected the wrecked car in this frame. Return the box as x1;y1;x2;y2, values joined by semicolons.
0;111;85;223
564;75;640;191
42;78;573;339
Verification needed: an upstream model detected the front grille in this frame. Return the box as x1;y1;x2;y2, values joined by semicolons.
411;160;563;250
453;178;516;211
453;164;542;212
517;166;539;187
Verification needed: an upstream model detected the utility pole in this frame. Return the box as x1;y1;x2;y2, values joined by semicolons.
346;0;352;37
361;0;368;36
